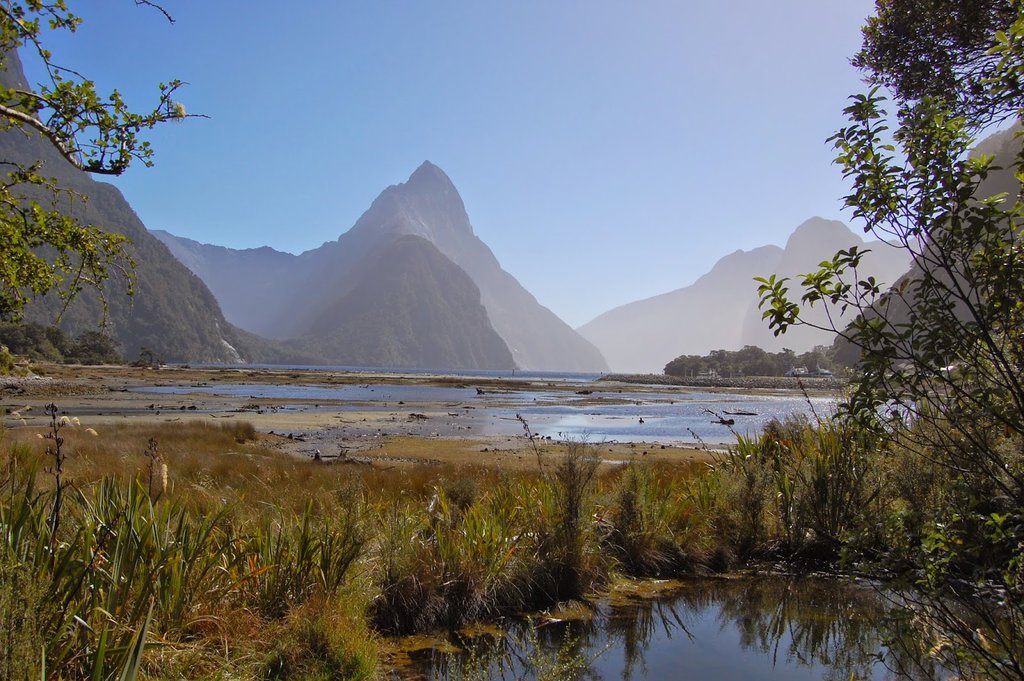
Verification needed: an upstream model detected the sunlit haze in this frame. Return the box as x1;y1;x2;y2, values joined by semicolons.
23;1;877;327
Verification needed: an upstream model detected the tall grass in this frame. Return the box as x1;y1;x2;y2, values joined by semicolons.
0;421;371;679
603;464;711;576
702;415;884;564
4;407;993;678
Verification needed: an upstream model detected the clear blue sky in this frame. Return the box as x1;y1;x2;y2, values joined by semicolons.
24;1;877;327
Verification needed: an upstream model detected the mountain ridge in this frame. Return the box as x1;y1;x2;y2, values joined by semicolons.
578;217;912;373
0;49;281;363
155;162;608;372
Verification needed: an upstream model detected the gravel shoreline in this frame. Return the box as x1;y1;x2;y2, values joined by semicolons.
1;374;96;397
600;373;847;392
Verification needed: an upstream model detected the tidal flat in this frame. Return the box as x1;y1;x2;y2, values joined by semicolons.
1;363;833;470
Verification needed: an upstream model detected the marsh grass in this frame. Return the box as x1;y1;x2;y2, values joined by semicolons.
603;464;712;576
700;415;885;565
0;420;376;679
2;409;983;678
0;416;731;678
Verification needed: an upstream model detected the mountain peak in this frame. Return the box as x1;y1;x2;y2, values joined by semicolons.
784;216;859;251
406;160;454;191
348;160;471;245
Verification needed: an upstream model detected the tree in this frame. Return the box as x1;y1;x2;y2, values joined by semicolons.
0;1;192;322
758;3;1024;677
855;0;1021;126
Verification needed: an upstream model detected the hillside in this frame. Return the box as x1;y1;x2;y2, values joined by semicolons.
0;50;275;363
578;217;911;373
577;245;784;374
292;236;515;369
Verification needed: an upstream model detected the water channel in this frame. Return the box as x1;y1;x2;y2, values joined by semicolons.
388;577;950;681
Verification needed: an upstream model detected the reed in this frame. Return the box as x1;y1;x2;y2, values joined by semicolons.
603;464;710;576
5;408;972;678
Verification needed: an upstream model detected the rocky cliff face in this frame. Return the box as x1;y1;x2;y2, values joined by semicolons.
579;217;911;373
1;50;269;363
158;162;608;372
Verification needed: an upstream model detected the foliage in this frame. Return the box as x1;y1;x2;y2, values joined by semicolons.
756;2;1024;677
7;402;1016;677
664;344;838;378
0;321;122;363
855;0;1020;125
0;344;13;374
603;464;708;576
0;428;369;679
0;1;192;322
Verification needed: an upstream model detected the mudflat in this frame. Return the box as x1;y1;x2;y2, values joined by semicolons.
1;364;714;470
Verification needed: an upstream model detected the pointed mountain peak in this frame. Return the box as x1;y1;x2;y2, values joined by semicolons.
348;160;473;243
784;216;860;251
407;160;452;186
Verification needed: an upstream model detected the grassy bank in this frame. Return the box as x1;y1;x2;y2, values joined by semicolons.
0;414;714;679
1;406;1020;679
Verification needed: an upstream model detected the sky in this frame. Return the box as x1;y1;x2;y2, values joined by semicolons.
22;1;878;328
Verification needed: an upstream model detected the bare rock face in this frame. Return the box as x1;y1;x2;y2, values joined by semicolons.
159;161;608;372
579;217;911;373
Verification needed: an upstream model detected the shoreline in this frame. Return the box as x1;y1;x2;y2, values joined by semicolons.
1;363;722;469
601;372;846;393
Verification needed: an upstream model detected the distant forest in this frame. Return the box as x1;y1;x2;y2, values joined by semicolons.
664;345;839;378
0;322;124;366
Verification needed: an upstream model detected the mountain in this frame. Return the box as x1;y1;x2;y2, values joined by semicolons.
578;217;912;373
156;162;608;372
831;122;1023;364
0;50;275;363
577;245;783;373
737;217;912;353
291;235;514;369
150;231;300;337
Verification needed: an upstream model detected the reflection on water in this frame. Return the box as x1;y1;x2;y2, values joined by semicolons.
392;577;950;681
517;395;832;445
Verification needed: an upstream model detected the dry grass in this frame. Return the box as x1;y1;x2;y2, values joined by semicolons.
0;413;725;678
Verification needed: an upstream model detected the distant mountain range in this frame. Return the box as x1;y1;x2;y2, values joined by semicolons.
577;217;912;373
15;26;993;374
155;162;607;372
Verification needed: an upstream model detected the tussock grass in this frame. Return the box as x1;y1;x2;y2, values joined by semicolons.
0;416;720;677
4;407;987;678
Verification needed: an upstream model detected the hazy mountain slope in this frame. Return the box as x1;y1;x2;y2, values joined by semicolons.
0;51;271;363
291;236;515;369
832;123;1022;364
579;217;912;372
738;217;911;352
161;162;608;372
151;231;301;337
577;245;783;373
287;162;606;372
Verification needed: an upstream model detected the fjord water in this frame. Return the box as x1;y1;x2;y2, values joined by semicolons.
395;577;942;681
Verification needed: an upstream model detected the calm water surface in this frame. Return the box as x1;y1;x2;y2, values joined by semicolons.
393;577;949;681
